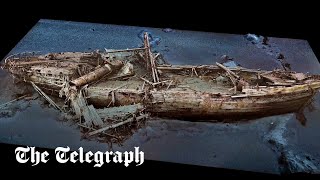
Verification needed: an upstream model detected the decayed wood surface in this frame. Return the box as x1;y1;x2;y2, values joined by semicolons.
82;105;104;127
96;103;144;119
216;62;240;79
0;95;29;109
88;114;148;137
31;82;63;112
104;47;147;53
86;87;144;107
157;64;268;74
147;83;319;119
70;61;123;86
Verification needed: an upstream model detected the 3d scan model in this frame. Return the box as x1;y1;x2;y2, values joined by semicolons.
2;33;320;126
1;19;320;174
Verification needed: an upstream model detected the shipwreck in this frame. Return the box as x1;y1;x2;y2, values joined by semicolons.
1;33;320;139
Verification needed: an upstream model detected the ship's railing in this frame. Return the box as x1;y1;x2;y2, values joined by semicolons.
4;51;42;64
104;47;147;54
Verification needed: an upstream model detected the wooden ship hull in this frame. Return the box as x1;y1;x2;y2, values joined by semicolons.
2;33;320;122
84;68;320;120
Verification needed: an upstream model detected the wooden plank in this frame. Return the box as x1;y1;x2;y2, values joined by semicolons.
216;62;240;79
78;123;120;138
140;77;153;86
88;105;103;126
70;63;122;87
96;103;144;120
0;95;29;109
104;47;146;53
88;114;148;137
82;106;93;127
31;82;63;112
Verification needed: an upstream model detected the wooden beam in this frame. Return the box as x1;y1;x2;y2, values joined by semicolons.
31;82;63;112
70;62;123;87
104;47;147;53
88;114;148;137
216;62;240;79
0;95;29;109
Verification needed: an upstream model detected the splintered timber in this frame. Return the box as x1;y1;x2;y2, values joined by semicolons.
15;146;144;167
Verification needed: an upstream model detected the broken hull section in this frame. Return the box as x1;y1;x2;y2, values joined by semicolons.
148;90;314;120
82;82;320;120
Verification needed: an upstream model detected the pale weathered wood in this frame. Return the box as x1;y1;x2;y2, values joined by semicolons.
96;103;144;119
157;64;269;74
31;82;63;112
67;87;87;120
140;76;153;86
78;123;120;138
143;32;159;83
104;47;146;53
166;80;173;90
152;80;170;86
70;62;123;86
143;33;151;70
82;106;93;126
0;95;28;109
216;62;240;79
111;91;115;106
88;105;104;126
141;81;146;91
88;114;148;136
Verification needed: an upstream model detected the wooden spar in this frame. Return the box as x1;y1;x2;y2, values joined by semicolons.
88;114;148;137
152;80;170;86
167;80;173;90
70;61;123;87
266;82;293;86
82;105;104;127
104;47;147;53
70;65;111;86
5;58;103;66
226;71;238;94
31;82;63;112
143;33;150;70
157;66;183;70
111;91;115;106
150;56;160;83
151;53;160;82
136;52;147;64
216;62;250;91
140;76;153;86
143;32;159;83
139;77;168;86
216;62;240;79
5;60;61;66
145;33;156;83
141;81;146;91
0;95;28;109
192;67;198;77
78;123;120;138
154;53;160;59
157;64;270;74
